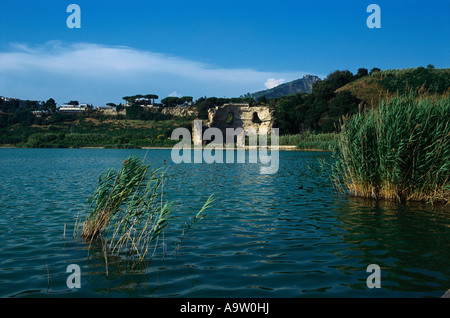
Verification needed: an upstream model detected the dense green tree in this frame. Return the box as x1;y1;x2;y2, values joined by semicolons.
44;98;57;111
324;70;354;90
272;70;361;133
355;68;369;79
257;95;268;105
195;97;217;119
369;67;381;75
24;100;39;108
122;96;133;105
9;109;34;126
329;91;361;117
180;96;193;104
161;96;181;107
144;94;159;104
322;91;362;132
126;104;144;119
0;113;8;128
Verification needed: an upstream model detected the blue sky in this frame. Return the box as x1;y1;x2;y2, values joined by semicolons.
0;0;448;105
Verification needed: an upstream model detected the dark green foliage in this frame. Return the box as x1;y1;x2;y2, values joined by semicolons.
323;70;354;90
322;91;362;132
0;98;20;112
273;93;309;135
0;113;8;129
0;110;192;148
160;96;193;107
125;104;144;119
369;67;381;75
195;97;220;119
122;93;159;105
49;112;77;124
272;70;362;134
272;67;448;134
355;68;369;79
161;96;181;107
44;98;57;111
13;109;35;126
125;104;173;121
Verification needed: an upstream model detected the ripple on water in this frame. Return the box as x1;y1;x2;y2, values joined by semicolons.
0;149;449;298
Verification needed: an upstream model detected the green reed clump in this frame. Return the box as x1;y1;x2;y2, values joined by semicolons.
331;94;449;205
295;131;338;150
76;156;214;261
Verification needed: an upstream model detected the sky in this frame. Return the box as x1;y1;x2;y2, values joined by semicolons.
0;0;448;106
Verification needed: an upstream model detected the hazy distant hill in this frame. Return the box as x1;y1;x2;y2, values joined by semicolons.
243;75;320;99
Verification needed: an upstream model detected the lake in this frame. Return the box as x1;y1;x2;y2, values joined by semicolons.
0;148;449;298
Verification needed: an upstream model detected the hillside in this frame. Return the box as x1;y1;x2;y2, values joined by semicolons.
0;116;192;148
243;75;320;100
337;67;450;107
269;66;450;135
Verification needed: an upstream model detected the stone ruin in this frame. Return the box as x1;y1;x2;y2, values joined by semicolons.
193;103;275;145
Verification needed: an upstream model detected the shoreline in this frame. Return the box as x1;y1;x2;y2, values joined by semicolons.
0;144;331;151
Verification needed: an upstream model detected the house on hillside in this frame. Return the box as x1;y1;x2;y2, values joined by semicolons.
58;103;90;113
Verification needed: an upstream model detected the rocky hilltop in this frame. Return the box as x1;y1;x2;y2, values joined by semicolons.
243;75;320;100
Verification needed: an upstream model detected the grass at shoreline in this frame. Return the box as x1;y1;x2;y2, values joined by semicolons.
330;94;449;205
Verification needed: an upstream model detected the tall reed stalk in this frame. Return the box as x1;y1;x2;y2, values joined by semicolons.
331;94;449;205
75;156;214;261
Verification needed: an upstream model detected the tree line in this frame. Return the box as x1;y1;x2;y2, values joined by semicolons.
1;66;447;134
270;70;365;134
267;66;449;135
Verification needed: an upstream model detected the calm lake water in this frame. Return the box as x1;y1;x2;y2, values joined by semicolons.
0;148;449;298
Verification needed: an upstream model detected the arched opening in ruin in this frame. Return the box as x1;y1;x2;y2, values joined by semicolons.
226;112;234;125
252;112;262;124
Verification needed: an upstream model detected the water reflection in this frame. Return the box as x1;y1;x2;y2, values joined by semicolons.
333;197;450;296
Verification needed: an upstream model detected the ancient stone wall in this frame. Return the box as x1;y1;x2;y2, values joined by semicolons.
207;104;274;134
191;104;274;145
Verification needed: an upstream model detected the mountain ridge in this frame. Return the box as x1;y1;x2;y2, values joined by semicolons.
243;75;320;100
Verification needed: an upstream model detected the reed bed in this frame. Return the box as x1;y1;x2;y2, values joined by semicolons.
276;132;338;149
295;132;338;150
75;156;214;261
331;94;449;205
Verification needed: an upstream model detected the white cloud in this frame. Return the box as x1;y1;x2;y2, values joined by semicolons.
168;91;182;97
0;42;307;105
264;78;285;89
